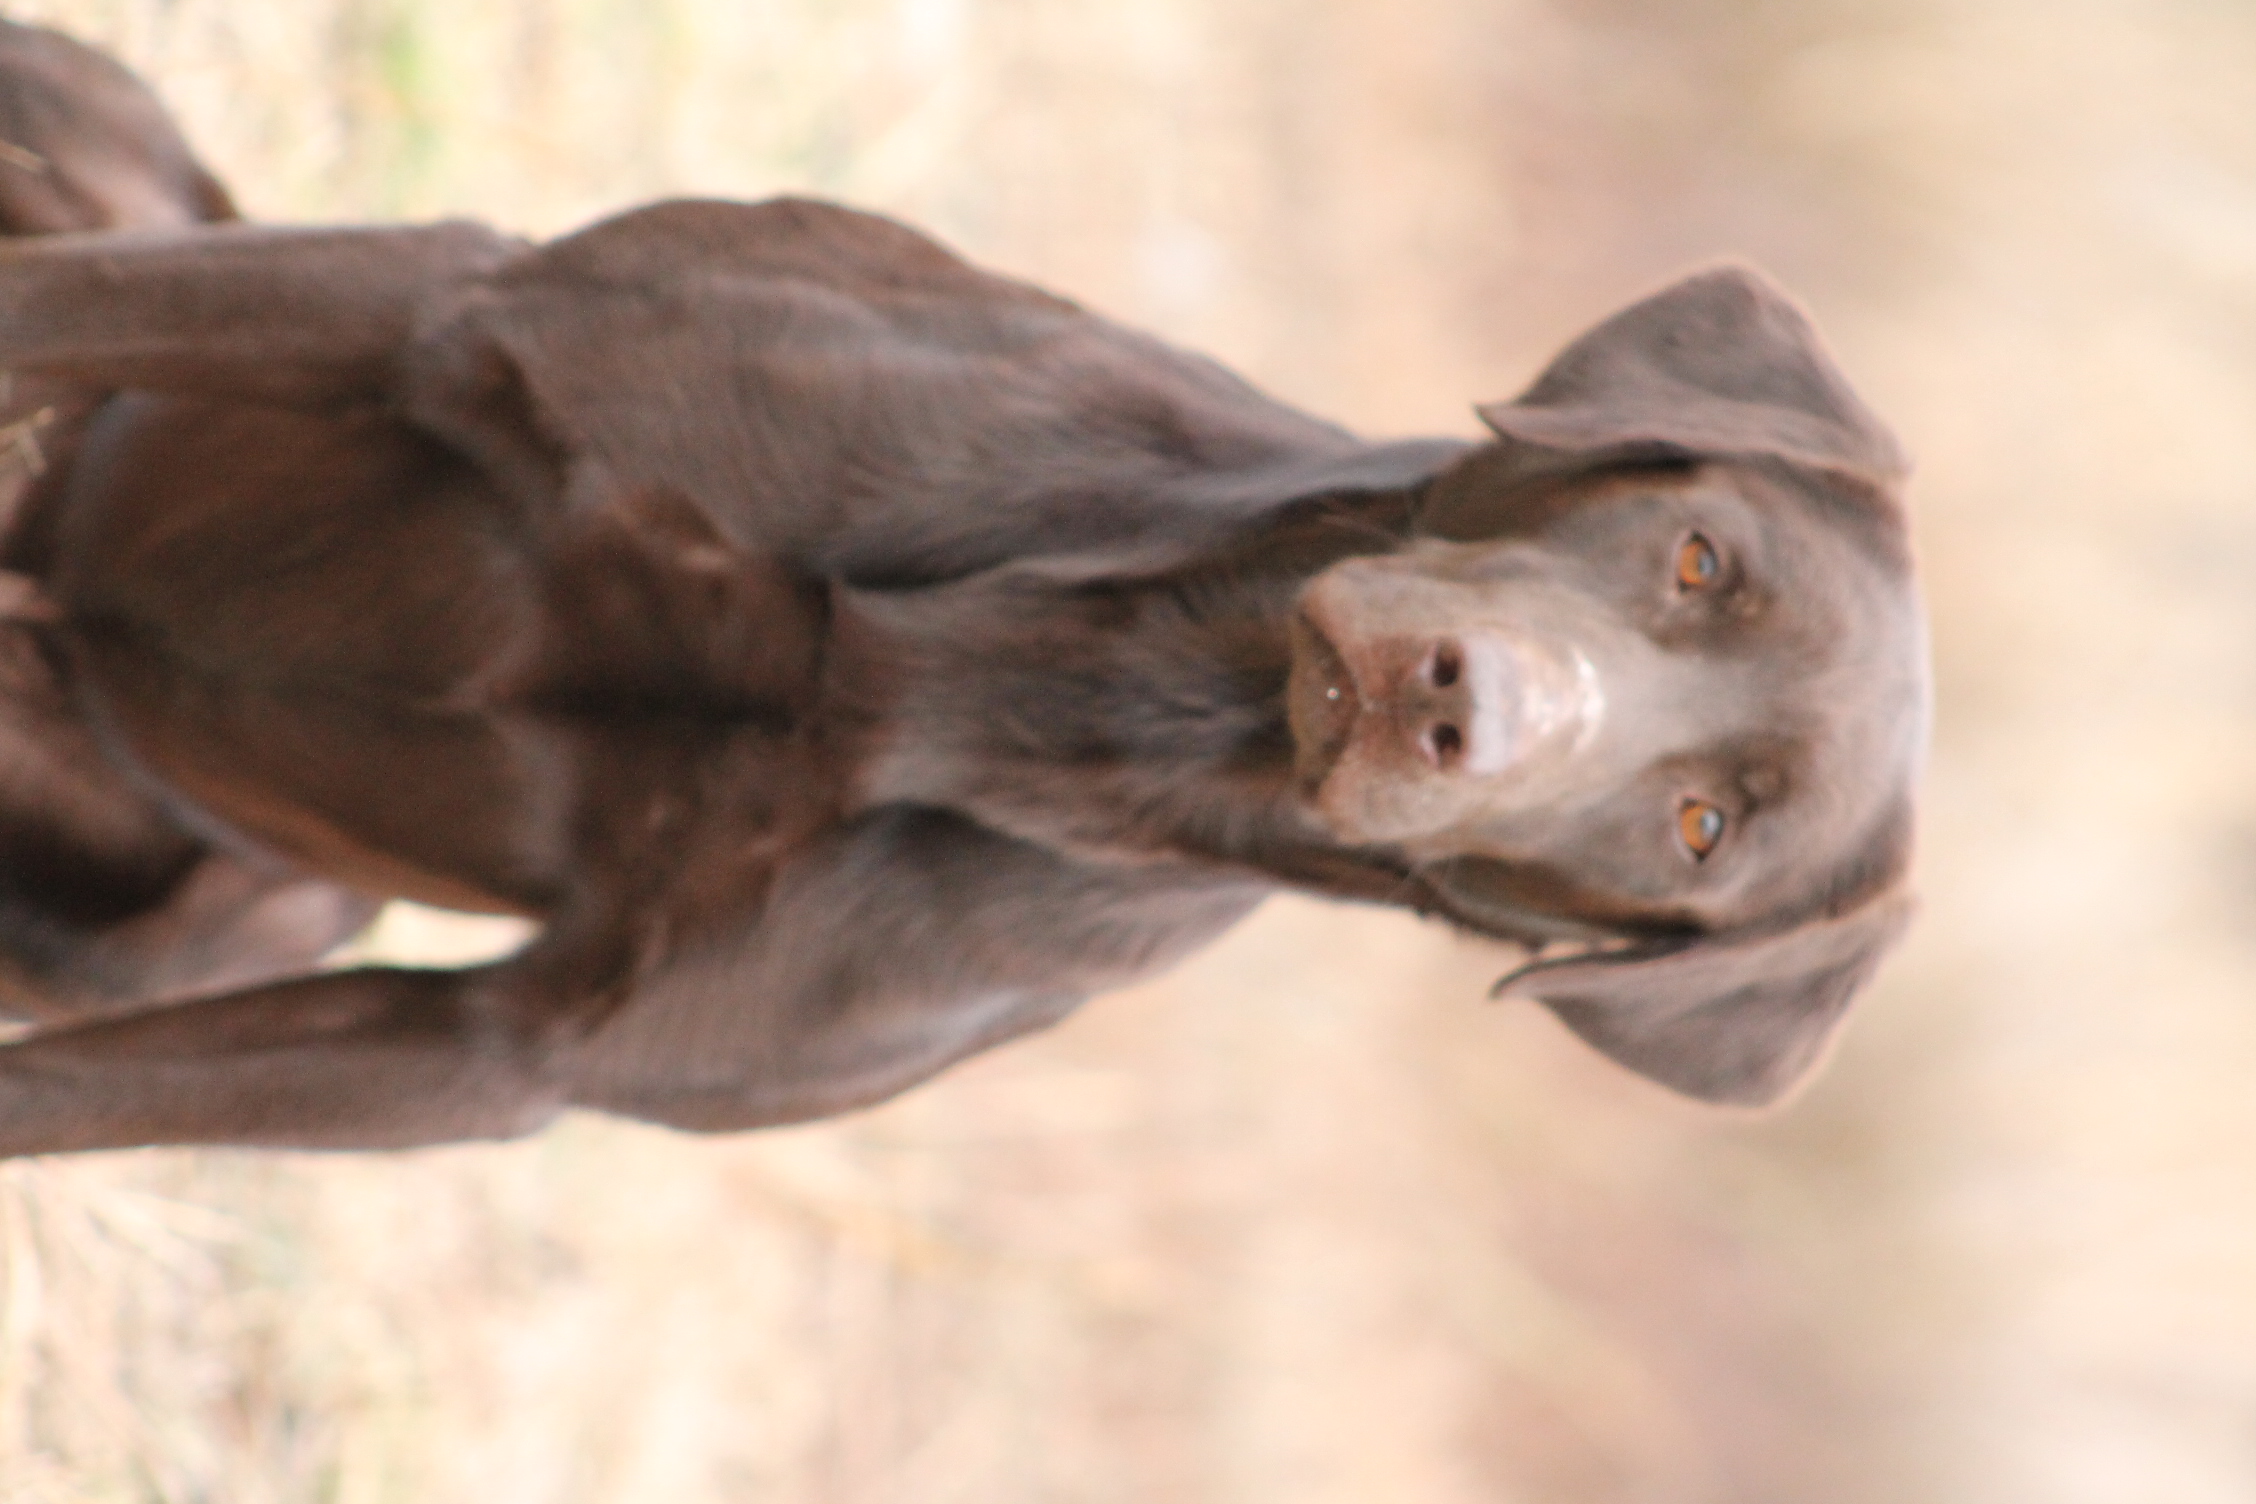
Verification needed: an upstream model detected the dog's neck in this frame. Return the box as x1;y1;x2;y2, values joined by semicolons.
825;493;1413;875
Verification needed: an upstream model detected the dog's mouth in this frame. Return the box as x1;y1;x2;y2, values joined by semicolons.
1285;609;1360;789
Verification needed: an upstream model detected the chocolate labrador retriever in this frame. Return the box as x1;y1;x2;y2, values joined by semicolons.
0;21;1925;1154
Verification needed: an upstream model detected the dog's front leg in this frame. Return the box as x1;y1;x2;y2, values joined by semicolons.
0;219;521;408
0;962;572;1155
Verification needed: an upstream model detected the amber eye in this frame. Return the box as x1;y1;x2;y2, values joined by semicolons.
1677;798;1726;859
1675;533;1721;590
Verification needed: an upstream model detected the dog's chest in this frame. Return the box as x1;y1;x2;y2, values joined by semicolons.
48;396;845;916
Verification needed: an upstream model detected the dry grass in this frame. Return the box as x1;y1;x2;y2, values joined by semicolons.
2;0;2254;1498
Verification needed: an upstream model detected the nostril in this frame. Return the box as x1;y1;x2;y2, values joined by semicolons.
1428;722;1464;765
1430;643;1461;688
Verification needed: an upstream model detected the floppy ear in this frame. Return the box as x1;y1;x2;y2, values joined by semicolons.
1473;264;1906;486
1492;891;1915;1107
1418;855;1647;948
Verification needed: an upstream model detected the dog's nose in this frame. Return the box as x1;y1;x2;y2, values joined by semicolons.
1398;635;1508;774
1398;631;1600;777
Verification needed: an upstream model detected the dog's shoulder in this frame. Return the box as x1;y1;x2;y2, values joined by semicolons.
525;196;1079;319
414;196;1367;581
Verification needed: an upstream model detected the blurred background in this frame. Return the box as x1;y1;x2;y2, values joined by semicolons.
2;0;2252;1499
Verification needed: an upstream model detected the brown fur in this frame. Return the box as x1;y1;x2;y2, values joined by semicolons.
0;21;1926;1153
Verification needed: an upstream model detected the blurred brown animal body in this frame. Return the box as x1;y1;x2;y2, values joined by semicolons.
0;20;1925;1154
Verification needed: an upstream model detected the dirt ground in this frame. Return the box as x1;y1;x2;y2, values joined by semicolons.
2;0;2253;1500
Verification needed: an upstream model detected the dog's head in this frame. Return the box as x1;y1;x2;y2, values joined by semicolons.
1285;265;1927;1105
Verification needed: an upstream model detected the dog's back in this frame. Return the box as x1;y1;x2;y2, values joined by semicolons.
0;18;235;236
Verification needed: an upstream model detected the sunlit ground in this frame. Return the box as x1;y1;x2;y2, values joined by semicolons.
2;1;2253;1499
